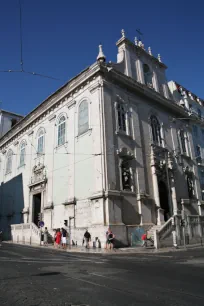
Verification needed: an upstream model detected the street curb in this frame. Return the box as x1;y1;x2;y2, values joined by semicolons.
3;241;204;255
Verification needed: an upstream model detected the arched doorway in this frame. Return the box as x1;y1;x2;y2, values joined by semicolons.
158;181;170;222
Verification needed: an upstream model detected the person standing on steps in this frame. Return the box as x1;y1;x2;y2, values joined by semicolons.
84;229;91;249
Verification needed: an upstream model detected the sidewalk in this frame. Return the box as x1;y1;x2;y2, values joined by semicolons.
4;241;204;254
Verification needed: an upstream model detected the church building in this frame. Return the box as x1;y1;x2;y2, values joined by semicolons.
0;30;203;246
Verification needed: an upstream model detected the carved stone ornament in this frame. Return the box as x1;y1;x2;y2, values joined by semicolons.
33;162;45;175
30;162;46;187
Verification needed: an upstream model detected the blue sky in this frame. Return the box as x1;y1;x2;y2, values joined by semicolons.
0;0;203;115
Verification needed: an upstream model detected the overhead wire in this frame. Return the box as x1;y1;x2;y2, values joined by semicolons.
0;0;65;82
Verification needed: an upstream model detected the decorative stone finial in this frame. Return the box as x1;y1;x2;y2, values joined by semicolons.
138;40;145;49
158;54;162;62
148;47;152;56
134;37;138;46
121;29;125;38
97;44;106;63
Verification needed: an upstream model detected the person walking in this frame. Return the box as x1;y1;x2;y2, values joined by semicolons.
43;227;48;247
84;230;91;249
61;228;67;249
55;229;61;248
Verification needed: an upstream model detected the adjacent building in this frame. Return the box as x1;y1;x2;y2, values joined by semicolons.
0;31;203;246
0;110;23;138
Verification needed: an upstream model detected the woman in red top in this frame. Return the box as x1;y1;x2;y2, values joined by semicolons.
55;229;61;248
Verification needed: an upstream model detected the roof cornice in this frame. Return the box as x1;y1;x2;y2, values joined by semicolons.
0;62;100;149
104;66;189;118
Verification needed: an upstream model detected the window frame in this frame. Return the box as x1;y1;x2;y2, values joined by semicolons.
150;115;162;147
37;129;45;155
143;63;153;88
120;159;134;192
115;102;131;136
19;141;26;167
6;150;13;174
78;100;89;136
178;129;189;156
57;115;66;146
186;173;195;199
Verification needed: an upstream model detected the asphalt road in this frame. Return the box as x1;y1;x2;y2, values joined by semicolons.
0;244;204;306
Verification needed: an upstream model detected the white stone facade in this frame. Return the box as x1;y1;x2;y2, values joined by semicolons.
0;31;203;246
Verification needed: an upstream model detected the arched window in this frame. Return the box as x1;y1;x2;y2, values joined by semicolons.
19;142;26;167
37;129;45;154
78;100;89;136
57;116;66;146
150;115;162;146
143;64;153;87
6;150;13;174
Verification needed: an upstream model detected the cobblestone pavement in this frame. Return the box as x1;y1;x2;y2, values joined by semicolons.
0;243;204;306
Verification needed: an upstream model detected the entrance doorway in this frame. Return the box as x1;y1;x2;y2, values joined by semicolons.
33;193;41;226
158;181;170;222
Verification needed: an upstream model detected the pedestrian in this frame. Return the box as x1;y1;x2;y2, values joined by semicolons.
107;230;115;250
61;227;67;249
55;228;61;248
84;229;91;249
0;230;2;247
141;232;147;247
43;227;48;247
105;228;111;249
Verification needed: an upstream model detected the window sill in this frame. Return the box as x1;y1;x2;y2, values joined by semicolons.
55;141;68;150
115;130;133;140
181;153;191;160
151;143;166;151
76;128;92;140
120;190;136;196
35;153;45;160
18;164;26;170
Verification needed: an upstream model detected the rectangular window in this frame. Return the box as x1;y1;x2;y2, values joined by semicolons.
118;104;126;132
121;159;133;191
116;103;131;136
